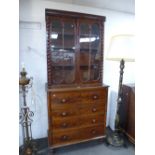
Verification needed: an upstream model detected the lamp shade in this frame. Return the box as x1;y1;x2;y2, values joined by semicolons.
106;34;135;62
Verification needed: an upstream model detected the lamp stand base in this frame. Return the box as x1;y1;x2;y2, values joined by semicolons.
106;131;124;147
19;140;38;155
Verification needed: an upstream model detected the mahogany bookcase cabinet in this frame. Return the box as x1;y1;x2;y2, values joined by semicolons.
45;9;108;149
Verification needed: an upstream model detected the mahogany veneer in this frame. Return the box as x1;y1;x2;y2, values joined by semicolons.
47;86;108;148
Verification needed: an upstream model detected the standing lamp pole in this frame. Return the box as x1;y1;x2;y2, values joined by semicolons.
107;59;125;146
115;59;124;129
19;68;37;155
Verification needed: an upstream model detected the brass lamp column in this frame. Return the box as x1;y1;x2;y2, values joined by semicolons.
107;59;125;146
106;34;135;147
19;67;37;155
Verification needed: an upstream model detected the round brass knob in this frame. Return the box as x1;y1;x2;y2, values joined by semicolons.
92;119;96;123
93;95;98;99
61;112;67;116
92;108;97;112
61;98;66;103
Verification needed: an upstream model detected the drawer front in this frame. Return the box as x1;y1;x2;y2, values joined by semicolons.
51;125;105;146
79;125;105;140
52;129;80;146
81;89;106;102
52;114;105;130
80;114;105;127
52;108;79;118
80;105;104;115
52;117;80;131
51;91;80;108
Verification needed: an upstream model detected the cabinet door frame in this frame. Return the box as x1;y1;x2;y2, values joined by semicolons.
46;9;106;87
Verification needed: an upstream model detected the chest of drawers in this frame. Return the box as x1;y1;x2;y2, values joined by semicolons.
47;86;108;148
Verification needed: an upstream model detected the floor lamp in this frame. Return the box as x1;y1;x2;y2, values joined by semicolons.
19;67;37;155
106;34;135;146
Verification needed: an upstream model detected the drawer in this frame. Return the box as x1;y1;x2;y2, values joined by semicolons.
80;114;105;127
81;89;106;102
79;125;105;140
52;117;80;131
52;129;80;146
52;107;79;118
80;105;105;115
51;125;105;146
51;92;80;107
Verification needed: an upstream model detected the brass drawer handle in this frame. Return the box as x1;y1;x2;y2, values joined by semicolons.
61;112;67;117
92;108;97;112
61;98;67;103
61;122;67;128
61;135;68;140
92;119;96;123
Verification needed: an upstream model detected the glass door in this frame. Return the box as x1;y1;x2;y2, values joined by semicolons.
50;18;76;85
79;20;101;83
90;23;101;81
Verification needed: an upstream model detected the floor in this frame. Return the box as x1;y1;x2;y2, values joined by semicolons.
36;138;134;155
20;128;135;155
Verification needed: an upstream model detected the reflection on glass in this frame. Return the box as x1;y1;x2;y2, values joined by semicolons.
51;33;58;39
80;37;98;43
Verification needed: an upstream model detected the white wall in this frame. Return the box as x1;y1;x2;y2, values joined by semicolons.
19;0;135;146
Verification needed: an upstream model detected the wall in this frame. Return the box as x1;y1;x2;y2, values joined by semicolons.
19;0;135;145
